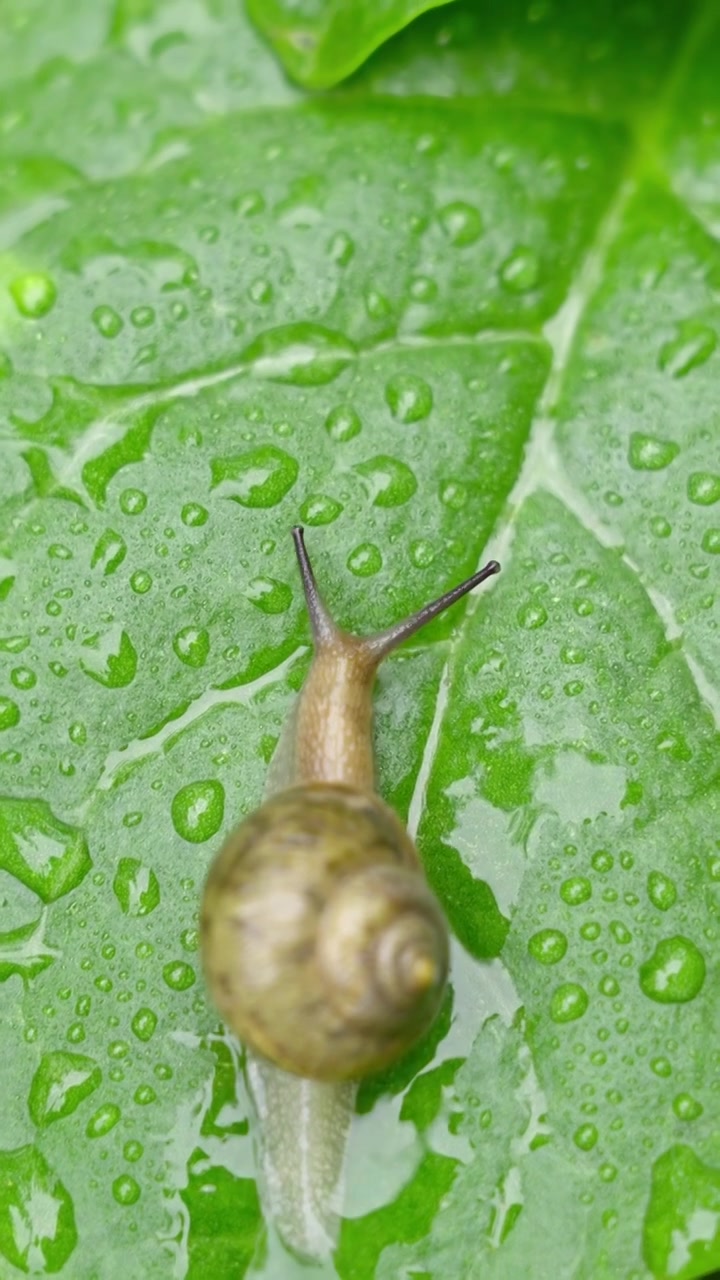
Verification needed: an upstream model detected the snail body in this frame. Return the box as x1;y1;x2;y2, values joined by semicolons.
200;528;500;1258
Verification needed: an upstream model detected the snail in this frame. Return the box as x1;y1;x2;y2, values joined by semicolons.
200;527;500;1260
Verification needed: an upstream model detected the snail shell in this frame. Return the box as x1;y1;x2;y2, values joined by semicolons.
201;782;449;1081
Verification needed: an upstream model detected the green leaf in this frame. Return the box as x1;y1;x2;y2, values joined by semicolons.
246;0;458;90
1;2;719;1278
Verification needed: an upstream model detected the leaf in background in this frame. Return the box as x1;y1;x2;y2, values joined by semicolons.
0;1;718;1278
246;0;458;90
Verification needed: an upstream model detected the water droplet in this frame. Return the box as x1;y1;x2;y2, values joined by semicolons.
130;305;155;328
437;201;483;246
500;246;540;293
516;602;548;630
112;1174;141;1206
211;445;298;508
354;455;417;508
658;320;716;377
130;569;152;595
643;1145;720;1277
299;494;343;525
0;698;20;731
0;799;90;901
591;849;613;873
325;404;361;442
163;960;195;991
701;528;720;554
687;472;720;506
639;935;705;1003
242;323;355;385
409;540;435;568
0;1145;77;1271
550;982;588;1023
113;858;160;916
385;374;433;423
580;921;601;941
134;1084;156;1105
92;306;123;339
171;780;225;843
650;516;672;538
327;231;355;265
245;577;292;615
91;529;127;577
628;433;679;471
86;1103;121;1138
81;627;137;688
647;870;677;912
172;626;210;667
560;876;592;906
124;1140;143;1162
119;488;147;516
573;1123;598;1151
181;502;209;527
9;273;57;318
528;928;567;965
673;1093;703;1122
28;1051;101;1128
131;1007;158;1043
347;543;382;577
599;975;619;997
439;480;468;510
650;1056;672;1078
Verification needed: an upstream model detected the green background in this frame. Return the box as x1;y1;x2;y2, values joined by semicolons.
0;1;719;1276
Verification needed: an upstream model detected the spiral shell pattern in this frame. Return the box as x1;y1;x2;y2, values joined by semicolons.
200;782;449;1081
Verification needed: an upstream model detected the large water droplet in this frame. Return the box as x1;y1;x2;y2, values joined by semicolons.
211;445;298;508
172;626;210;668
560;876;592;906
354;455;417;508
673;1093;703;1122
0;698;20;731
628;433;679;471
500;246;540;293
163;960;196;991
687;472;720;506
658;320;716;378
9;273;57;318
347;543;382;577
647;870;677;912
171;780;225;843
0;1145;77;1272
80;627;137;688
112;1174;141;1206
131;1008;158;1042
242;323;355;385
28;1052;101;1128
325;404;361;442
90;529;127;577
639;935;705;1003
112;858;160;916
550;982;588;1023
0;798;90;901
181;502;209;527
299;494;343;526
643;1145;720;1277
437;201;483;246
385;374;433;423
245;576;292;614
86;1103;121;1139
92;306;123;339
528;928;567;965
573;1123;598;1151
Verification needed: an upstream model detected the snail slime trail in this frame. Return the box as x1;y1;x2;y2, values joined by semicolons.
200;527;501;1259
